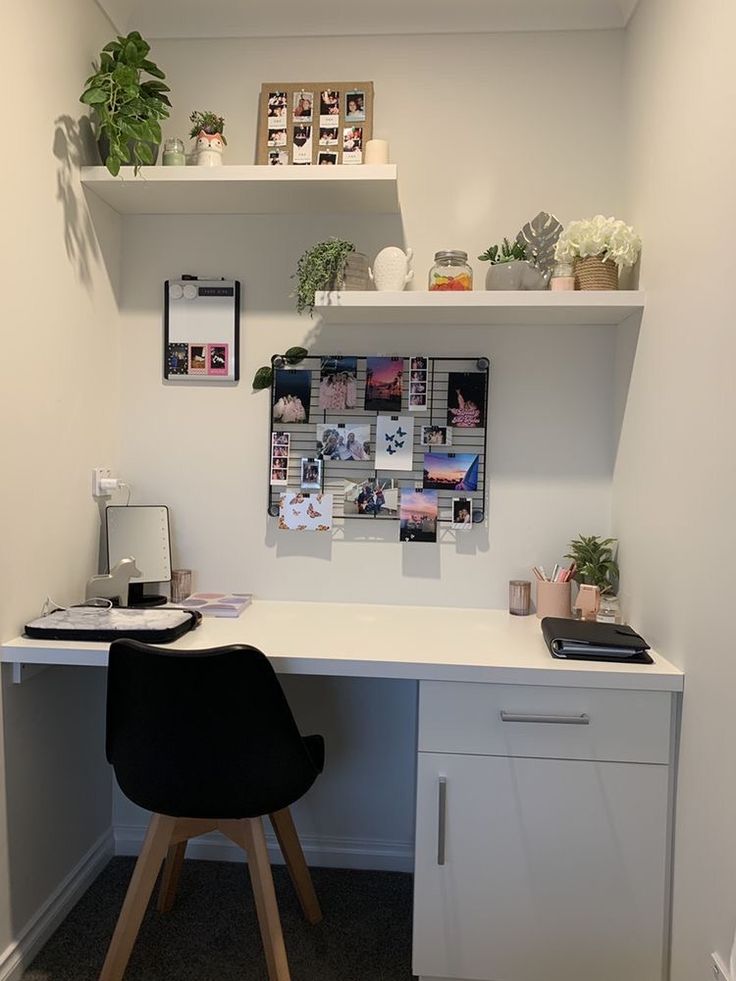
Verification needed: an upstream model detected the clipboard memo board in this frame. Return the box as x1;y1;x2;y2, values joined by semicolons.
164;279;240;382
256;82;374;166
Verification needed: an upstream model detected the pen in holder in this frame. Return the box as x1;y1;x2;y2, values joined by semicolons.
536;580;572;619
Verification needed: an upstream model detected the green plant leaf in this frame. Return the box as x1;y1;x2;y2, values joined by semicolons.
141;60;165;78
284;346;309;365
252;366;273;390
136;142;154;165
103;41;122;53
106;155;121;177
80;87;108;105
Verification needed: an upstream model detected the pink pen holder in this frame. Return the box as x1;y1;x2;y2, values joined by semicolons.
536;580;572;619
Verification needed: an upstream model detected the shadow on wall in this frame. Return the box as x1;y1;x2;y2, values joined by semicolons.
53;114;100;290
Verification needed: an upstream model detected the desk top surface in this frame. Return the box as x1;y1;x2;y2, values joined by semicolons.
1;600;683;692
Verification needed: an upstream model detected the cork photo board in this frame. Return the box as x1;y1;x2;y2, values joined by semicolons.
256;82;374;166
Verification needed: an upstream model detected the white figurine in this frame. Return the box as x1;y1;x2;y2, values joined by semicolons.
195;132;224;167
369;247;414;292
85;557;141;607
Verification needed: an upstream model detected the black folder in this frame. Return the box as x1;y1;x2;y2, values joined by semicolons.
541;617;653;664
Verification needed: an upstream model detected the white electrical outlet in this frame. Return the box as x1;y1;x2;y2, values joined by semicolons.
712;952;730;981
92;466;113;498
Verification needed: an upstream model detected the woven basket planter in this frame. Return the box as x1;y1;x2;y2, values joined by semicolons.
574;255;619;291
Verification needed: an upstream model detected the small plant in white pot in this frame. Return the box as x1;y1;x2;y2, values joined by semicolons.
189;110;226;166
479;238;548;290
555;215;641;290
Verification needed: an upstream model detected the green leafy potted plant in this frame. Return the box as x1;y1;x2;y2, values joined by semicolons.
189;110;227;165
478;237;547;290
80;30;171;175
252;348;309;390
293;239;366;316
565;535;619;595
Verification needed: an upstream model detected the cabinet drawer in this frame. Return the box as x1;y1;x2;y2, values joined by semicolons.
419;682;672;764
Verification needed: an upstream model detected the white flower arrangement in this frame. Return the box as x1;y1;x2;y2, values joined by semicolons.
555;215;641;269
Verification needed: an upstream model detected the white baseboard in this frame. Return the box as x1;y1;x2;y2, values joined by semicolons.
0;829;114;981
114;824;413;873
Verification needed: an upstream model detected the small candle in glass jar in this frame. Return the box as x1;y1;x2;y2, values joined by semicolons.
162;138;186;166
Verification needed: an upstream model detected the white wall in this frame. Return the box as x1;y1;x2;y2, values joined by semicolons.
113;29;628;863
618;0;736;977
0;0;122;968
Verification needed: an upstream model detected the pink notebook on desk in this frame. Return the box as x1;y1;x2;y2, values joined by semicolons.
179;593;252;618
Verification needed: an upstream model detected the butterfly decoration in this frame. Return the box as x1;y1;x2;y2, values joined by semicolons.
307;503;322;518
386;445;396;454
396;427;406;438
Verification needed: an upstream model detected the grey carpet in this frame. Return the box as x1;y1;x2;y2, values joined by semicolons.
22;858;414;980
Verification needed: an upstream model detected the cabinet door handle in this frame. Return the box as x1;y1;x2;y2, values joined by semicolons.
437;776;447;866
499;711;590;725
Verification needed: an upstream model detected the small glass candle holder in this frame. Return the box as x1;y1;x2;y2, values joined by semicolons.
162;138;186;166
509;580;532;616
170;568;192;603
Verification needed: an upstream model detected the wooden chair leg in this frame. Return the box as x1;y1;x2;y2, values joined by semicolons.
99;813;177;981
269;808;322;924
219;818;291;981
157;840;187;913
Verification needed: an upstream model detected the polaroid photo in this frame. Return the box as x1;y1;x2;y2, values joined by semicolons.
399;488;438;543
267;127;287;148
316;423;371;461
166;343;188;376
278;491;333;532
423;452;479;492
365;356;404;411
207;343;228;376
293;90;314;121
267;91;288;126
319;126;339;147
342;126;363;165
344;477;398;518
270;431;291;486
447;371;486;429
345;90;366;122
318;151;337;166
319;89;341;126
300;458;323;491
409;371;428;411
188;344;207;375
268;148;289;166
319;355;358;409
375;415;415;471
452;497;473;530
293;125;312;165
421;425;452;446
272;368;312;424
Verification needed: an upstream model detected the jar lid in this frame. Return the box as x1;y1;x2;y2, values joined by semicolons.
434;250;468;262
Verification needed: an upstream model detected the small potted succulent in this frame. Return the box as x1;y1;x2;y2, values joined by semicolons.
80;30;171;175
478;238;548;290
555;215;641;290
293;239;369;316
189;110;227;166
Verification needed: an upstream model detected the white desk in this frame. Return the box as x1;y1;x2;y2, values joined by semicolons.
1;599;683;691
1;601;683;981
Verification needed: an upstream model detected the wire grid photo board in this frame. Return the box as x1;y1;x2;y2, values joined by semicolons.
267;354;490;527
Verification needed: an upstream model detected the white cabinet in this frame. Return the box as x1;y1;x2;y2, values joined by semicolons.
413;683;675;981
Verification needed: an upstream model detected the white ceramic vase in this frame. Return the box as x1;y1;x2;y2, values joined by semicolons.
194;131;224;167
369;247;414;291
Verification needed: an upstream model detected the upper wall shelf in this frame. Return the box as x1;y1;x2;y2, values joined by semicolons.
313;290;645;326
79;164;400;216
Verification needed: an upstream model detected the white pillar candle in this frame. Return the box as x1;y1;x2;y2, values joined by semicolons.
364;139;389;164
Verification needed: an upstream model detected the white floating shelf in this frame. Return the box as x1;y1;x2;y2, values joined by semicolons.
314;290;645;326
79;164;400;216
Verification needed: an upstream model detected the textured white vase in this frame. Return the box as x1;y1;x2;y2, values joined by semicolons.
369;247;414;291
194;132;224;167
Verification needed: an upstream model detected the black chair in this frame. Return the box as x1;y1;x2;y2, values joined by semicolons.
100;640;325;981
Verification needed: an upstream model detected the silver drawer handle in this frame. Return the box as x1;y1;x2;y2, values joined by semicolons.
500;711;590;725
437;776;447;866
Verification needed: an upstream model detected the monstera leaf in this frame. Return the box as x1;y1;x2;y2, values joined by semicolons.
516;212;563;279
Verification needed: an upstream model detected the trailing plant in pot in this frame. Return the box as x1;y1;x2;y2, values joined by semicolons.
293;239;357;316
80;31;170;175
555;215;641;290
189;110;227;166
565;535;619;595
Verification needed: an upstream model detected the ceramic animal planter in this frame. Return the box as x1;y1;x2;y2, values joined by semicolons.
485;260;550;291
194;131;224;166
369;247;414;291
